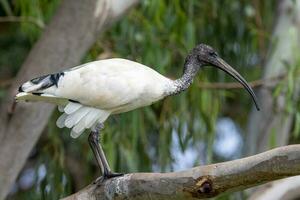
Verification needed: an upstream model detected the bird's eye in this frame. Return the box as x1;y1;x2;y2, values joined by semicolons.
209;51;218;57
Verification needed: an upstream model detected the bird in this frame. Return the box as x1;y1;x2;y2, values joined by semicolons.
16;43;260;183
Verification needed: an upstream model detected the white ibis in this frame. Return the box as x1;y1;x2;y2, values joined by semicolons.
16;44;259;182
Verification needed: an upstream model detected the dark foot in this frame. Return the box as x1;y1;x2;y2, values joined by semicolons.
105;172;124;179
93;172;124;186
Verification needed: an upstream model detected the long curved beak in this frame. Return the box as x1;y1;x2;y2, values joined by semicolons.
210;56;260;111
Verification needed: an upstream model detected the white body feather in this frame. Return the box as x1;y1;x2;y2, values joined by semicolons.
16;58;176;138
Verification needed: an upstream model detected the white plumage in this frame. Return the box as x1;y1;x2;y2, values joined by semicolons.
16;58;175;138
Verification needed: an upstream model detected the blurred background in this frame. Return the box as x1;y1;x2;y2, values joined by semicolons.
0;0;299;199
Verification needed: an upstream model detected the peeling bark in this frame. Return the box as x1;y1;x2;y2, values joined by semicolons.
62;145;300;200
0;0;138;199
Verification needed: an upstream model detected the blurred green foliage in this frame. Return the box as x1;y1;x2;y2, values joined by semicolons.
0;0;284;199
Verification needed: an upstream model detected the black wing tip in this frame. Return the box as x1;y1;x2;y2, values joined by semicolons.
30;72;65;90
32;92;42;96
18;86;24;92
69;99;80;103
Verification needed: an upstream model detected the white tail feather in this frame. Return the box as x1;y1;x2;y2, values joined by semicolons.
96;110;110;124
85;110;102;128
70;130;83;138
73;119;87;133
71;115;90;138
56;102;110;138
65;107;90;128
58;105;65;112
56;113;67;128
70;109;110;138
64;102;82;114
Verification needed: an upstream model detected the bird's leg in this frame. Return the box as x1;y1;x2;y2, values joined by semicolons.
88;127;105;176
88;123;123;184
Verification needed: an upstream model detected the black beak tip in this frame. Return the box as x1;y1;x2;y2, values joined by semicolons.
253;98;260;111
255;105;260;111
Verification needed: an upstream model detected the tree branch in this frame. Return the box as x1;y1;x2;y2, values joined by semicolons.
62;145;300;200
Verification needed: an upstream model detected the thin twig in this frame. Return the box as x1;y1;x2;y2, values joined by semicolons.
0;16;45;28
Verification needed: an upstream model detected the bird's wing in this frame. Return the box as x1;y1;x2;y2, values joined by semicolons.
16;60;116;137
18;58;170;109
16;58;171;136
46;58;170;110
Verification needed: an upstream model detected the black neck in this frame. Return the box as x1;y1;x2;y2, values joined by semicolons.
171;56;199;95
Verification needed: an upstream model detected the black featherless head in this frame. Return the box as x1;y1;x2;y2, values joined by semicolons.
185;43;260;110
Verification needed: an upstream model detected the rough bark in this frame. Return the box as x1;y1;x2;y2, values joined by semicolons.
61;145;300;200
0;0;138;199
